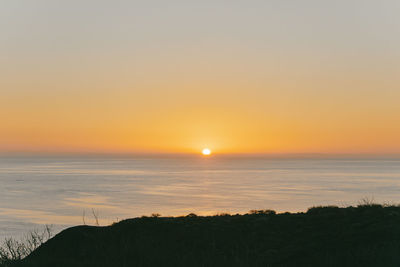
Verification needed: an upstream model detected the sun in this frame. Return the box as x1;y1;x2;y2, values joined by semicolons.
202;148;211;155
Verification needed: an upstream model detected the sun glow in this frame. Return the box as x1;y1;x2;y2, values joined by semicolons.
202;148;211;155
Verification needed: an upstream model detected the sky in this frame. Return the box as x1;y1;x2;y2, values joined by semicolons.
1;0;400;155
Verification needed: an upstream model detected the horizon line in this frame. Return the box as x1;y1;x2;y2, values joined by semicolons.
2;151;400;159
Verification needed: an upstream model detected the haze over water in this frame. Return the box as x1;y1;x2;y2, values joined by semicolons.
1;155;400;239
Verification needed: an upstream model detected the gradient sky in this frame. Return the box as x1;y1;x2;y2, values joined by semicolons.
1;0;400;154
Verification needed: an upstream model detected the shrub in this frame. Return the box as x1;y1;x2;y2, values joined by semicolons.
307;205;340;214
249;209;276;215
0;225;53;265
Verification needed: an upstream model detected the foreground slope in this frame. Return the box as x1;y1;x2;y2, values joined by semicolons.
17;205;400;266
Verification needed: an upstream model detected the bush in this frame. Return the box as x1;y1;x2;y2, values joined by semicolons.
249;209;276;215
307;205;340;214
0;225;52;266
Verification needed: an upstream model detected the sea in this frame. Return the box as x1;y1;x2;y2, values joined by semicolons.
1;155;400;239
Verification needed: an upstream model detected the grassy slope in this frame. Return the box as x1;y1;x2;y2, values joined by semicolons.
14;205;400;267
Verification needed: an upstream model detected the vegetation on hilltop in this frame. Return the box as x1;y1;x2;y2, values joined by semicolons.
3;204;400;267
0;226;52;267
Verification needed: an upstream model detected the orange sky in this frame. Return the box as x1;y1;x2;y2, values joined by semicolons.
1;1;400;155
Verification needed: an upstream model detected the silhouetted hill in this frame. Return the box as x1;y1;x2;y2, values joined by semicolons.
11;205;400;266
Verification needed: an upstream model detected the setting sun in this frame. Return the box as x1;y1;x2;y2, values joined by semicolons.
202;148;211;155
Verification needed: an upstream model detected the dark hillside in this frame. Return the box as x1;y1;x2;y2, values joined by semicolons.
13;205;400;267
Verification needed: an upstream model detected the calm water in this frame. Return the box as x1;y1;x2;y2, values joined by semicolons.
1;156;400;239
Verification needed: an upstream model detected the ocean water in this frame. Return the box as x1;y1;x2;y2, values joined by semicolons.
1;155;400;239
